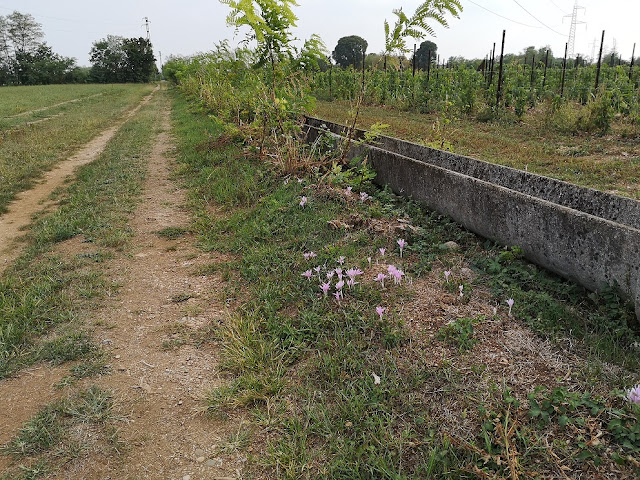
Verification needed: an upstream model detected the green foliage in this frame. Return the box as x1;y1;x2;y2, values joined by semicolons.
384;0;462;57
437;316;479;352
89;35;156;83
332;35;368;69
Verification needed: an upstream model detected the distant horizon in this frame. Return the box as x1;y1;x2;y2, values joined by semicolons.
0;1;637;68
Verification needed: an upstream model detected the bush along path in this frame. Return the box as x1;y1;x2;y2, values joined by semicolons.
0;89;241;479
170;87;640;479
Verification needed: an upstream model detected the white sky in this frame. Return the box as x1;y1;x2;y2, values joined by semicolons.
0;1;637;67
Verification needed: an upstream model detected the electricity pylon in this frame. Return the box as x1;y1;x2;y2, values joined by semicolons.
564;2;586;58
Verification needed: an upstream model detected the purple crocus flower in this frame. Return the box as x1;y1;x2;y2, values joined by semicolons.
337;256;346;265
444;270;451;283
374;273;387;289
507;298;514;316
627;385;640;405
299;196;307;207
320;282;331;297
397;238;407;258
376;306;385;320
301;270;313;281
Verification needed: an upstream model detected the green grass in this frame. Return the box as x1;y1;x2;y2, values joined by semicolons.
0;86;165;378
172;89;640;478
0;83;155;214
0;84;114;118
1;386;120;479
313;100;640;200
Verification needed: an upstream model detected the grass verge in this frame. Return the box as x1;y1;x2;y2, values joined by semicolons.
1;386;120;480
172;89;640;478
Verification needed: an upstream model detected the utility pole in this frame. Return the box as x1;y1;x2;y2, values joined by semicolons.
143;17;150;41
563;2;585;59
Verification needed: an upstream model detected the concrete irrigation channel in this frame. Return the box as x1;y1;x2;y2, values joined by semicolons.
304;116;640;322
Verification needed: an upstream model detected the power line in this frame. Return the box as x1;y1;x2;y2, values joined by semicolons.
549;0;568;15
511;0;566;36
467;0;542;28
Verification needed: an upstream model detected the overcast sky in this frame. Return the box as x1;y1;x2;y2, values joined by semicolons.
0;1;638;67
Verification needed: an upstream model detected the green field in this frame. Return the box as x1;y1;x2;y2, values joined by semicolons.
0;83;155;213
0;84;120;118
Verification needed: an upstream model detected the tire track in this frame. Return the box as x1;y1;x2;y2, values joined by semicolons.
0;86;159;274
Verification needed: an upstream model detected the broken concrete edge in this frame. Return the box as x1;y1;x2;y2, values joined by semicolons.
304;120;640;323
304;116;640;231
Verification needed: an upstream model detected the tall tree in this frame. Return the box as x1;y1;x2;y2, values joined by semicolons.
6;11;43;55
415;40;437;70
332;35;368;68
15;44;75;85
89;36;155;83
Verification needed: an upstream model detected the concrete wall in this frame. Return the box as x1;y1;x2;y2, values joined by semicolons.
304;117;640;321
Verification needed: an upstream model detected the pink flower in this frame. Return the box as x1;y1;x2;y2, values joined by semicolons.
506;298;514;316
335;279;345;291
376;306;385;320
320;282;331;297
444;270;451;283
346;186;353;194
347;278;358;289
335;268;343;280
337;256;345;265
388;266;404;285
326;270;335;280
397;238;407;258
627;385;640;405
333;291;341;302
360;192;370;201
301;270;312;281
374;273;387;289
346;268;363;280
299;196;307;207
303;251;317;261
379;248;386;257
459;285;464;297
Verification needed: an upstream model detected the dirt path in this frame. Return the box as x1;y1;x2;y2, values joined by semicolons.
47;104;241;479
0;87;158;274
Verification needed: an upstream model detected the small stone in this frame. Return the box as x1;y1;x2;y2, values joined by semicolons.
177;400;183;405
205;459;216;467
196;456;205;463
183;476;191;480
442;241;460;251
115;355;121;359
194;448;204;457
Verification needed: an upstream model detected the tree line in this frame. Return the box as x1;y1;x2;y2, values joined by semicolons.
0;10;157;86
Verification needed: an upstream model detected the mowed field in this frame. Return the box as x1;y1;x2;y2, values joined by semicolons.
313;100;640;200
0;84;155;213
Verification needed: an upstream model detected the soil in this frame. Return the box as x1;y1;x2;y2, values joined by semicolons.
0;94;241;478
